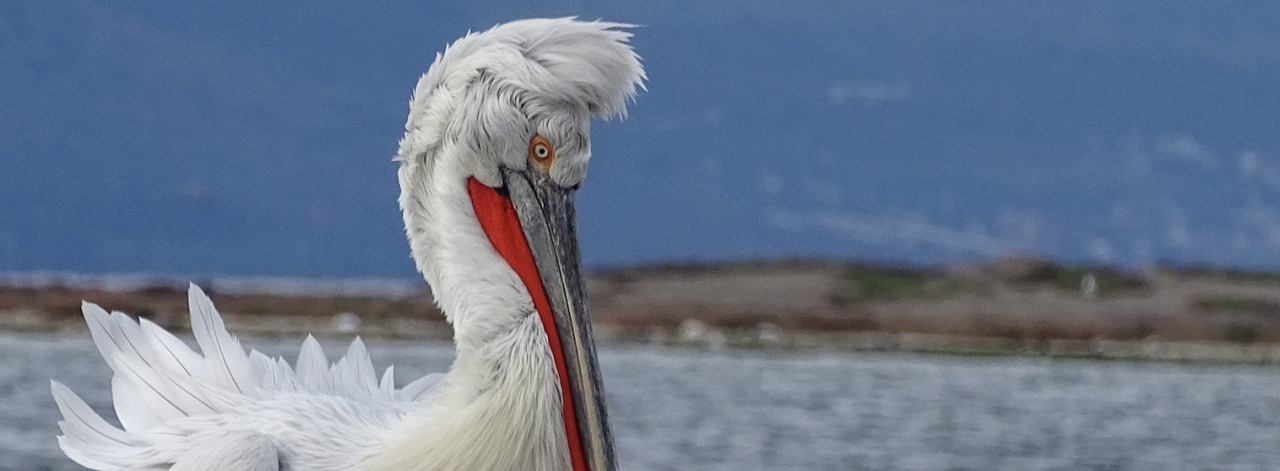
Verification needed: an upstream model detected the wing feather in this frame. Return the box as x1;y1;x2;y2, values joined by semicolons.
113;351;218;418
332;337;379;398
250;350;297;393
51;381;140;447
379;365;396;398
55;283;446;470
399;373;444;402
187;284;257;396
138;317;202;377
82;302;170;430
295;335;330;392
51;381;150;470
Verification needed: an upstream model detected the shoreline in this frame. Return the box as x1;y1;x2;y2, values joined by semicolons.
15;317;1280;365
9;255;1280;363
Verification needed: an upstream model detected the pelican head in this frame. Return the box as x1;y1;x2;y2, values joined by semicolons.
391;18;644;471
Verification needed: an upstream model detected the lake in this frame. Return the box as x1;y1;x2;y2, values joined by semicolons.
2;332;1278;470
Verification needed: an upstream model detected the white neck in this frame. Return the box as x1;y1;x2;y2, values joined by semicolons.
364;147;569;470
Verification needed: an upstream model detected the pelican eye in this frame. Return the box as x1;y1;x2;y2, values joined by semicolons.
528;134;555;171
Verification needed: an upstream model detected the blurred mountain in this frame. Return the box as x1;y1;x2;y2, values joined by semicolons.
4;0;1280;277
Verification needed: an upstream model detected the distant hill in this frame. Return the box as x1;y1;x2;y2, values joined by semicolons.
5;1;1280;277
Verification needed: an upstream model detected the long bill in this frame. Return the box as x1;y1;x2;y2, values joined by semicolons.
469;166;617;471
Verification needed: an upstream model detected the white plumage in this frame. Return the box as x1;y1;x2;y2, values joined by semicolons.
52;17;644;471
54;286;431;469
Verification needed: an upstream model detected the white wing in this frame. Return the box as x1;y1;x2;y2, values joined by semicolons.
52;284;442;470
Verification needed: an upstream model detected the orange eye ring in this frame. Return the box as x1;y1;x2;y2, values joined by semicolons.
528;134;555;172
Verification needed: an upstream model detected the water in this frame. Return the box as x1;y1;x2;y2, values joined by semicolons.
3;332;1279;471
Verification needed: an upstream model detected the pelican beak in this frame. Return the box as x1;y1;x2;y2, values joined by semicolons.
501;166;616;471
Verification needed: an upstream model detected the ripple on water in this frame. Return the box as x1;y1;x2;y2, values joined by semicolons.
4;332;1280;471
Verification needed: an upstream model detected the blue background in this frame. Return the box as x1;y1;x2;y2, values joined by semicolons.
4;1;1280;277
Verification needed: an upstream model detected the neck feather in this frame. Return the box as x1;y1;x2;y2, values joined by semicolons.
380;153;570;470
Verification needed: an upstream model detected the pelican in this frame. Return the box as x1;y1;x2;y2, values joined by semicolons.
50;17;644;471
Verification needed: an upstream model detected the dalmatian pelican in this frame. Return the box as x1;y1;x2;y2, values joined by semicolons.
50;17;644;471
